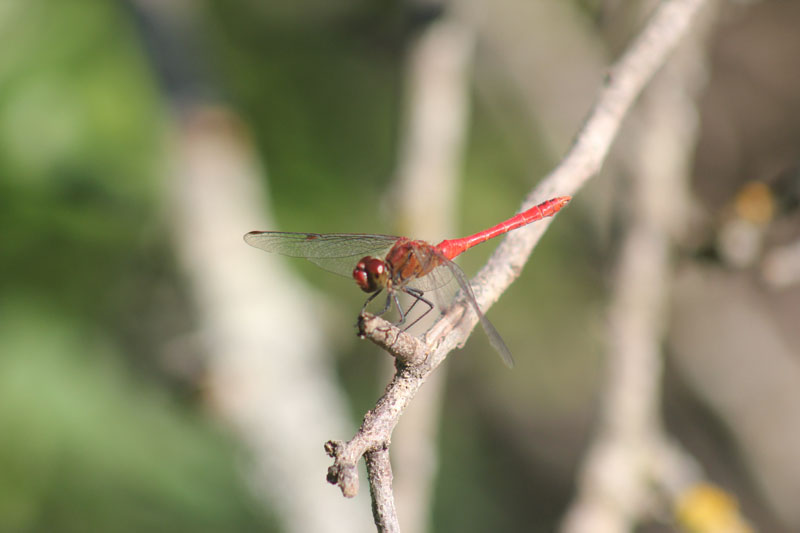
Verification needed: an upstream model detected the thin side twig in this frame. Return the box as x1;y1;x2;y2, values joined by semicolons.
358;314;427;368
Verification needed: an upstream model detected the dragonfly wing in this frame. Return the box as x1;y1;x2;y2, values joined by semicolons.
303;255;372;277
404;262;457;293
244;231;398;277
439;260;514;368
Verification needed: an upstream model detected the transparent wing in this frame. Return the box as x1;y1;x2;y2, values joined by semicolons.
394;249;513;368
403;262;458;293
439;259;515;368
244;231;398;277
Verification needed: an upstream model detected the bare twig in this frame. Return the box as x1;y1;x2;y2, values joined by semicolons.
358;314;427;367
327;2;712;525
325;353;434;498
365;447;400;533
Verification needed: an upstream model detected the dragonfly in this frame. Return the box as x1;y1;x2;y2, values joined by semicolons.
245;196;571;367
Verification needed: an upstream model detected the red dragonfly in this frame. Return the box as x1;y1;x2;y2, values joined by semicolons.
245;196;571;367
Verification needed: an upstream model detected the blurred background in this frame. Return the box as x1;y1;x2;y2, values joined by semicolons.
1;0;799;532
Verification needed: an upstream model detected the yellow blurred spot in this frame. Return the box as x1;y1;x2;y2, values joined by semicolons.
675;484;754;533
734;181;774;225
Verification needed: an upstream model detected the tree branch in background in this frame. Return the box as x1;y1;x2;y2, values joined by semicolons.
762;239;800;289
561;2;753;531
126;1;374;531
328;3;713;531
460;0;608;156
172;111;373;533
386;6;476;532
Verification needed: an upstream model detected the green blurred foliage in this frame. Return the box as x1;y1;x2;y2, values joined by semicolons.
207;0;405;230
0;1;274;531
0;0;164;318
0;299;274;532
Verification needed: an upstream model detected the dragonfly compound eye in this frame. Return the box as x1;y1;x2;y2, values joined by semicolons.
353;257;388;293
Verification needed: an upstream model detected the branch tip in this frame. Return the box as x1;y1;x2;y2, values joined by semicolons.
325;440;361;498
357;312;429;366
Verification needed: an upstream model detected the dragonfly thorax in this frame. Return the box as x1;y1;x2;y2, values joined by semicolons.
353;257;390;293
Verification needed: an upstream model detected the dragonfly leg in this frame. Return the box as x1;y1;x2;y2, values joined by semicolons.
377;292;393;317
363;289;400;326
362;289;386;314
398;287;434;331
392;290;406;325
362;288;416;328
403;291;423;316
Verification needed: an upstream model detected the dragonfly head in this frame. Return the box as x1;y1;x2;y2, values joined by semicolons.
353;257;389;293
